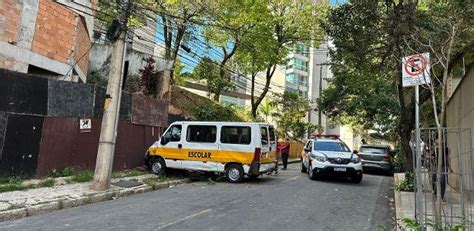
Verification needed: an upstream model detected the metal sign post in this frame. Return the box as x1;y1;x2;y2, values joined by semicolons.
402;53;430;224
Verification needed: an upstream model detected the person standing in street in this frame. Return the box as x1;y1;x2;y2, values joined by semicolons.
281;138;290;170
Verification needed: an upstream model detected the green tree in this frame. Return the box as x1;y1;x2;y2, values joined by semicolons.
319;1;474;171
201;0;264;100
406;1;474;225
258;99;276;123
193;57;234;101
272;92;315;141
236;0;326;118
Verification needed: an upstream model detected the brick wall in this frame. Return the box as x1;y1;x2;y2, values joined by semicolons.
74;17;91;75
0;0;21;43
32;0;77;63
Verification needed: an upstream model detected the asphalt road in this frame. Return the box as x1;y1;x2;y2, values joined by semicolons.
0;163;394;231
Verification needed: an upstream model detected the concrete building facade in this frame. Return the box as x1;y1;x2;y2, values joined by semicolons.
446;66;474;193
0;0;96;82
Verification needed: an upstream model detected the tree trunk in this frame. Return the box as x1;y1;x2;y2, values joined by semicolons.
251;73;257;119
251;65;276;119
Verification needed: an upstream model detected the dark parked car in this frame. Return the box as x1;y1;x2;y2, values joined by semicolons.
358;145;393;175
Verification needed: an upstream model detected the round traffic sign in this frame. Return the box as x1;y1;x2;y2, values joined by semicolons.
404;54;427;77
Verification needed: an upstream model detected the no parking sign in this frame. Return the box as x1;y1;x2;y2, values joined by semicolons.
402;53;430;87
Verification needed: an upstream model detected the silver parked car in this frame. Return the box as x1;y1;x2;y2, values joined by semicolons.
358;145;393;175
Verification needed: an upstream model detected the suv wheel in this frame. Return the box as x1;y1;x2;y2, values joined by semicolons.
301;159;307;173
351;174;362;183
308;163;317;180
226;164;244;183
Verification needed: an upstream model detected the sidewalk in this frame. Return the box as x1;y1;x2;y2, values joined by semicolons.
394;173;474;230
0;174;189;222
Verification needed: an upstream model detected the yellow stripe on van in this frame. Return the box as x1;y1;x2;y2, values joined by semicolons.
149;147;276;165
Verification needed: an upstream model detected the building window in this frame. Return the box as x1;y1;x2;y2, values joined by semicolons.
286;74;295;83
221;126;251;145
186;125;217;143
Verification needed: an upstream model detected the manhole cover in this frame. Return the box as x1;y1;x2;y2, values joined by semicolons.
112;180;143;188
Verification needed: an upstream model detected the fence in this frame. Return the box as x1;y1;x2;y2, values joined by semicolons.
0;68;168;176
412;128;473;230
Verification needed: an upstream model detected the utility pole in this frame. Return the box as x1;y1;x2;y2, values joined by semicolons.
92;0;130;191
317;65;323;129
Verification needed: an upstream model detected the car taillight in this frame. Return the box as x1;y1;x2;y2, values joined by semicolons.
384;155;391;161
254;148;261;162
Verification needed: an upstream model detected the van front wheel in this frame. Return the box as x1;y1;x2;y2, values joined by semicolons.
150;158;166;176
226;164;244;183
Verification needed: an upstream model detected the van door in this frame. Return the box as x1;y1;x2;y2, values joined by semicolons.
268;126;277;161
182;124;218;171
219;125;253;171
159;124;183;169
260;126;270;161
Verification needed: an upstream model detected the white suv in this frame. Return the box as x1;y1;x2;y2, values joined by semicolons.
301;136;363;183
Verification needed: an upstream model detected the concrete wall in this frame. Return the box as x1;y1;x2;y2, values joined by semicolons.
446;66;474;193
88;43;171;81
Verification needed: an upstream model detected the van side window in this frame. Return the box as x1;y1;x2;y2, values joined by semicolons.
161;125;182;145
260;127;269;145
221;126;251;145
269;126;276;142
187;125;217;143
305;140;313;150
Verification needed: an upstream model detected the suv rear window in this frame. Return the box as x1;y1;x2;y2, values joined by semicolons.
314;141;350;152
360;147;387;154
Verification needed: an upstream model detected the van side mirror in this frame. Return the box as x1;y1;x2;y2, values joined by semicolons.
160;136;169;145
304;147;311;152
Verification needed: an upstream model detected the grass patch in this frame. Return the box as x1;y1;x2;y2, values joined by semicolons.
0;176;23;185
395;171;414;191
112;169;147;179
49;166;75;178
66;171;93;183
37;178;56;187
0;184;27;193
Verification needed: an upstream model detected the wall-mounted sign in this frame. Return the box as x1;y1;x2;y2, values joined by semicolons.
79;118;92;133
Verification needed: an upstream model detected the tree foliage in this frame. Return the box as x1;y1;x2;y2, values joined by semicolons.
138;57;158;97
192;57;235;101
235;0;326;118
272;92;315;141
319;1;474;171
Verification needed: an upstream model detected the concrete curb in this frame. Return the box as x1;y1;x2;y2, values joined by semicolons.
393;173;405;231
0;178;190;223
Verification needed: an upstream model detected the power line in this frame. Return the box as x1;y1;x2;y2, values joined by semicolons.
136;27;286;95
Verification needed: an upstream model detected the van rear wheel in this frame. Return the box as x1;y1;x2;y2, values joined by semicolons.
226;164;244;183
150;158;166;176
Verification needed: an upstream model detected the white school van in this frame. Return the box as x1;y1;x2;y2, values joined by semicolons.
144;121;277;183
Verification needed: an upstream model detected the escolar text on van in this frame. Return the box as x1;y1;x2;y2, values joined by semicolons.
144;121;277;183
